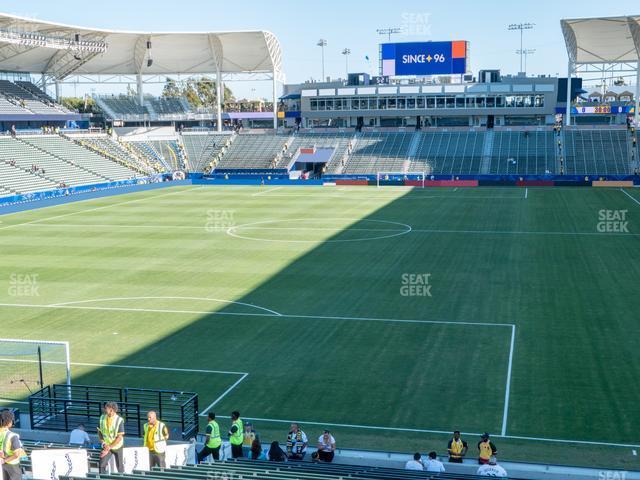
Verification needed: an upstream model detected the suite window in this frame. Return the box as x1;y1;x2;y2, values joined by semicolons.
407;97;416;109
427;97;436;108
486;96;496;108
456;97;465;108
466;97;475;108
436;97;445;108
417;97;425;108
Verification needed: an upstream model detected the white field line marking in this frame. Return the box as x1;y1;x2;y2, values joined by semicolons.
453;187;458;192
49;296;282;316
227;218;412;244
247;193;523;200
0;186;205;231
14;223;640;238
411;228;640;237
525;188;528;199
210;415;640;449
621;188;640;206
0;358;248;376
199;373;249;416
0;398;29;405
501;324;516;436
0;301;514;327
0;358;249;414
251;186;284;196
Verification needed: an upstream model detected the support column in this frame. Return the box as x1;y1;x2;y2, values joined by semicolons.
216;69;223;132
565;61;573;127
136;74;144;106
273;69;278;130
635;59;639;125
55;81;61;102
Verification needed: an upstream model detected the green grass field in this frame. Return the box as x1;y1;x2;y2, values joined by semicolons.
1;184;639;470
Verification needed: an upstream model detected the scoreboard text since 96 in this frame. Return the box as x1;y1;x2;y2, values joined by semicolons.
381;41;468;77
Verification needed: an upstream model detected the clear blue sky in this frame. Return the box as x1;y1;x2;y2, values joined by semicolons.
6;0;640;99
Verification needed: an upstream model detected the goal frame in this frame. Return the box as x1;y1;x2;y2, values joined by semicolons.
0;338;71;388
376;171;426;188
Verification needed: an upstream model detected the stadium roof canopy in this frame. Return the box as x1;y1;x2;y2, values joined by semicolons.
0;12;283;80
561;15;640;65
560;15;640;125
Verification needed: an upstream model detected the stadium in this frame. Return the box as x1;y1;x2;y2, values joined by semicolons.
0;3;639;480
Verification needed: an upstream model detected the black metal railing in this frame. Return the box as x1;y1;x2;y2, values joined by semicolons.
29;384;198;439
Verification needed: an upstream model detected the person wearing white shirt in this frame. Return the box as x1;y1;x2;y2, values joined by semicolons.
424;451;446;473
477;456;508;477
286;423;308;460
405;452;424;471
69;424;91;446
316;430;336;462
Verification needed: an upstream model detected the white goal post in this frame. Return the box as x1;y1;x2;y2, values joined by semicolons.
376;171;426;188
0;339;71;400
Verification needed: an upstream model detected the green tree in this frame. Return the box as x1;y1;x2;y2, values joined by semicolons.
60;96;99;114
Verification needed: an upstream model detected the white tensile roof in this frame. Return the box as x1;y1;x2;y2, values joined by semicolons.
0;12;283;79
561;15;640;64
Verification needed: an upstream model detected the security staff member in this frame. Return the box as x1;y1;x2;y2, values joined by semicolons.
228;411;244;458
447;430;468;463
143;411;169;468
98;401;125;473
197;412;222;463
0;409;24;480
477;433;497;465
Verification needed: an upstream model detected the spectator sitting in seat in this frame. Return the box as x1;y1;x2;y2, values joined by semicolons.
477;456;508;477
424;451;445;473
69;424;91;446
268;441;287;462
250;439;266;460
316;430;336;463
405;452;424;471
286;423;308;460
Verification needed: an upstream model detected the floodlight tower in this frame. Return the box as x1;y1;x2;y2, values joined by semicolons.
342;48;351;77
516;49;536;75
508;23;535;74
377;28;402;42
317;39;327;81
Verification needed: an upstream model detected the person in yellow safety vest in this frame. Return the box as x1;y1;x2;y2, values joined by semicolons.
228;411;244;458
143;411;169;468
0;409;25;480
97;401;125;473
447;430;468;463
197;412;222;463
477;433;497;465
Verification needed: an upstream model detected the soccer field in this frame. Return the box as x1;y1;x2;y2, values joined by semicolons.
1;184;639;468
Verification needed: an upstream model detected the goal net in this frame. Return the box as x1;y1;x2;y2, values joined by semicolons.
377;171;426;188
0;339;70;402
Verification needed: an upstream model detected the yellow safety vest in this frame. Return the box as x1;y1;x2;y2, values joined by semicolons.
479;440;493;460
99;414;124;450
143;421;167;453
0;430;21;465
206;420;221;449
449;438;464;458
230;419;243;446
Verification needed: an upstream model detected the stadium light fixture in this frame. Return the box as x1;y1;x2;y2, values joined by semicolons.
376;28;402;42
0;27;107;53
342;48;351;77
317;39;327;81
516;49;536;75
508;23;535;74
